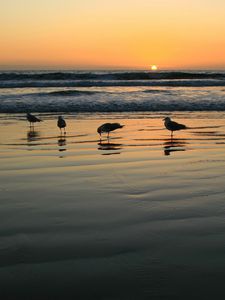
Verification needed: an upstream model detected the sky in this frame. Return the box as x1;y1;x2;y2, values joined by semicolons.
1;0;225;70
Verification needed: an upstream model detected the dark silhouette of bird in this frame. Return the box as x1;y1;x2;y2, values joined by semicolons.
97;123;124;138
163;117;186;137
57;116;66;134
26;113;42;127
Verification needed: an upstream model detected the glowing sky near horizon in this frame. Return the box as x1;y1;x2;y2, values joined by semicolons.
1;0;225;69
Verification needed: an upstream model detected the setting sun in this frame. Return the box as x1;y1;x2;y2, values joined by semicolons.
151;65;158;71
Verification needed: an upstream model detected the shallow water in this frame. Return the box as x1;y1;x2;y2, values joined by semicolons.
1;112;225;299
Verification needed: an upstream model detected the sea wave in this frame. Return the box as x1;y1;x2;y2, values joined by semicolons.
46;90;98;96
0;71;224;81
1;79;225;88
1;70;225;113
0;70;225;88
1;96;225;113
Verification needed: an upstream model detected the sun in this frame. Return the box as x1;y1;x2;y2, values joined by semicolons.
151;65;158;71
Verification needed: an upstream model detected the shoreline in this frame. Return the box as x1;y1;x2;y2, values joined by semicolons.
1;111;225;299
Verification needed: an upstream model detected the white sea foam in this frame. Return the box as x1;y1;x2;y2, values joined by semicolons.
0;71;225;112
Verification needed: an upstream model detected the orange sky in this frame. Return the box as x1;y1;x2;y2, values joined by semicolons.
1;0;225;70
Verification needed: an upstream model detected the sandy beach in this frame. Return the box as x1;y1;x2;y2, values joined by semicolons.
1;111;225;299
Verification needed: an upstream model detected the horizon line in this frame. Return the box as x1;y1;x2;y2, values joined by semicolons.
0;65;225;72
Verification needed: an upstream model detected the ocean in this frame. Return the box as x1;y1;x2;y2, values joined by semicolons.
0;70;225;113
2;70;225;299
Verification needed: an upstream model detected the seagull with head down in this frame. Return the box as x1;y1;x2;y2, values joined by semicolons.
26;113;42;127
97;123;124;139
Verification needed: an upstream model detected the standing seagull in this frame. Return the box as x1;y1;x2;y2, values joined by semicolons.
97;123;124;139
163;117;186;137
57;116;66;134
26;113;42;127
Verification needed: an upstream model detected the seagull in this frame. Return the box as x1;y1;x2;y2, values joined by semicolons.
57;116;66;134
26;113;42;127
163;117;187;137
97;123;124;139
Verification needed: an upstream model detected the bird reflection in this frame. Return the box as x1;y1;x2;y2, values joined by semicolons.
58;136;66;151
98;141;122;155
163;137;187;156
27;129;40;142
58;136;67;156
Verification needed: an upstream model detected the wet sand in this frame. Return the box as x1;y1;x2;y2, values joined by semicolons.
1;112;225;299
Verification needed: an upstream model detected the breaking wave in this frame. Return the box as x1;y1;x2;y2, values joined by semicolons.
1;70;225;113
0;70;225;88
1;94;225;113
1;71;225;81
46;90;98;96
